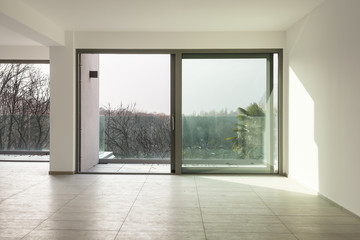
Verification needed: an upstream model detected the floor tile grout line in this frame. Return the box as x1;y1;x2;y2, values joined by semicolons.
19;175;101;240
0;169;53;212
0;173;50;204
249;184;300;240
194;176;208;240
4;164;360;239
113;174;150;240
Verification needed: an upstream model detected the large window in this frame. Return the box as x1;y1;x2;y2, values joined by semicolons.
78;54;171;173
0;62;50;153
181;54;278;173
77;50;281;174
99;54;171;161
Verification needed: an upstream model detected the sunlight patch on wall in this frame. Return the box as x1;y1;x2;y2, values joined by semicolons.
288;67;319;192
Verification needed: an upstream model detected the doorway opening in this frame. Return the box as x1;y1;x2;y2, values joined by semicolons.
78;54;172;173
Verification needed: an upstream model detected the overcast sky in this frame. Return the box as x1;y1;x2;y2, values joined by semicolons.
33;64;49;76
182;58;266;115
98;54;267;115
99;54;170;114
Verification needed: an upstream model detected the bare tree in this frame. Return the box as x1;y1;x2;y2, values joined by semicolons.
103;103;139;157
0;64;50;151
101;103;170;159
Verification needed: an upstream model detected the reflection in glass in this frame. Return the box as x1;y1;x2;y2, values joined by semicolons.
182;56;277;173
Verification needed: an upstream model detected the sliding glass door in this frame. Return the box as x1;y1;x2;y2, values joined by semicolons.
181;53;278;173
79;53;171;173
77;51;280;174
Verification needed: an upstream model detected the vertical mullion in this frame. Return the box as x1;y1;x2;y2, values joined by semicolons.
268;54;275;173
175;52;182;174
170;54;176;173
277;51;284;175
76;53;82;173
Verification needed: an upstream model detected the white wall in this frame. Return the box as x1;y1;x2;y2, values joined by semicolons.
80;54;100;171
287;0;360;216
0;46;49;60
49;31;285;173
74;31;285;49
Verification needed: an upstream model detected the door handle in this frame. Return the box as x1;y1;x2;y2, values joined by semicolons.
172;115;175;131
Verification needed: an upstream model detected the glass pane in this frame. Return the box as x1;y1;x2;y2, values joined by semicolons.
96;54;171;173
182;56;277;173
0;63;50;153
272;53;279;173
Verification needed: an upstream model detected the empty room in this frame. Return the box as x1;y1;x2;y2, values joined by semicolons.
0;0;360;239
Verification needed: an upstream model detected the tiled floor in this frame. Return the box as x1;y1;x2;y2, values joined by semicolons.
0;162;360;240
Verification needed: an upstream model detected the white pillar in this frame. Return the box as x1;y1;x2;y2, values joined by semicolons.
49;32;76;174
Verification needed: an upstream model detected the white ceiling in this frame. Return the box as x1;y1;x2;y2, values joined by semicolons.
2;0;325;45
0;25;42;46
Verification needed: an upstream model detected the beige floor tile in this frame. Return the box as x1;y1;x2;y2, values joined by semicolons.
202;214;281;224
22;230;118;240
23;185;87;195
199;201;267;208
206;232;297;240
0;204;61;213
265;200;335;208
90;181;145;188
80;188;141;195
0;228;33;238
285;223;360;234
120;221;205;232
201;207;274;215
259;196;327;204
196;187;254;193
59;205;132;213
198;195;264;203
38;220;123;231
0;190;23;199
204;222;290;233
115;231;206;240
9;193;76;201
0;211;53;220
49;211;129;222
279;215;360;225
130;204;201;212
270;206;349;216
74;194;138;201
146;175;195;182
128;207;202;222
126;210;203;223
96;174;148;182
65;200;134;208
295;233;360;240
0;219;43;229
136;193;199;201
134;199;199;208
